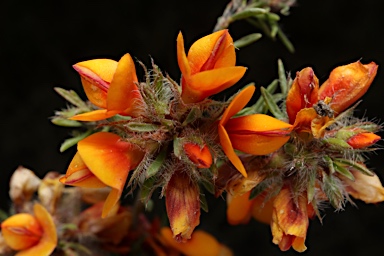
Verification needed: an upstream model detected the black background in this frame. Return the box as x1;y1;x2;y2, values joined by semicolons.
2;0;384;255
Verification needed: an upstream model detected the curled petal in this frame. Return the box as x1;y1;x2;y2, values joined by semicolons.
225;114;292;155
165;171;200;242
77;132;144;217
318;61;378;114
344;170;384;203
107;53;143;117
286;67;319;124
346;132;380;149
183;143;212;168
73;59;117;108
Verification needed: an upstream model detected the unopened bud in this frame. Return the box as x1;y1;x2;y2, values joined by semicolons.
346;132;380;149
183;142;212;169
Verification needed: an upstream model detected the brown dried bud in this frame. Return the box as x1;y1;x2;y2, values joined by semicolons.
9;166;41;206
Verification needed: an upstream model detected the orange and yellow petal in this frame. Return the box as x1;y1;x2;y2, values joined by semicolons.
59;152;106;188
218;85;256;177
161;227;232;256
187;29;235;73
346;132;380;149
183;143;212;168
107;53;142;117
226;191;253;225
165;171;200;242
318;61;378;114
225;114;292;155
286;67;319;124
73;59;118;108
271;188;309;252
182;66;247;103
77;132;144;217
177;32;191;77
70;109;120;121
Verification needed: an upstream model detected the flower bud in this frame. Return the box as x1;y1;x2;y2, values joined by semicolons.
346;132;380;149
183;142;212;168
165;171;200;242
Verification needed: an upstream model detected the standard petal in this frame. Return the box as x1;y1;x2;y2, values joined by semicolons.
70;109;120;121
182;66;246;103
318;61;378;114
73;59;118;108
107;53;142;117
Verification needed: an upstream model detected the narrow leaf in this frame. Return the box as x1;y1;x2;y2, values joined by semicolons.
51;117;82;127
60;130;92;152
54;87;88;108
146;148;167;178
334;158;374;176
126;122;160;132
234;33;262;48
231;8;269;21
260;86;285;119
278;59;288;95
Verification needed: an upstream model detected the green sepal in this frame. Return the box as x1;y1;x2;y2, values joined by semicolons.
333;162;355;181
182;107;202;126
54;87;88;108
333;158;374;176
260;86;285;119
60;130;93;152
146;147;168;178
173;137;184;158
140;177;156;205
323;155;335;174
249;179;270;200
322;172;344;210
323;137;352;149
234;33;262;48
126;122;161;132
200;193;209;213
307;169;317;202
51;117;82;127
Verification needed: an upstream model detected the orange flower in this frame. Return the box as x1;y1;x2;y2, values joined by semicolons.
1;203;57;256
160;227;233;256
218;85;292;177
71;53;143;121
286;61;378;138
183;142;212;168
59;132;144;217
165;171;200;242
177;30;247;103
346;131;381;149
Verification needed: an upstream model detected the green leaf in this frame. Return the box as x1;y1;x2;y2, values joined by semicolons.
182;107;202;126
146;147;167;178
322;172;344;210
173;137;184;158
333;163;355;181
334;158;374;176
60;130;93;152
277;25;295;53
307;169;317;202
278;59;288;95
200;193;209;213
54;87;88;108
140;177;156;204
51;117;82;127
234;33;262;48
260;86;285;119
126;122;160;132
231;7;269;21
249;179;270;199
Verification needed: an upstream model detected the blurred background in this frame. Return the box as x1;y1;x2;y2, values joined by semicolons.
2;0;384;255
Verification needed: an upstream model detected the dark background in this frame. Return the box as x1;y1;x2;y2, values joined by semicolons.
2;0;384;255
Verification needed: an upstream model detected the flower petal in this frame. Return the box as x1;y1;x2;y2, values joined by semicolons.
344;170;384;203
226;191;253;225
77;132;144;217
70;109;120;121
177;32;191;77
107;53;142;117
165;171;200;242
318;61;378;114
182;67;246;103
183;143;212;168
161;227;225;256
346;132;380;149
59;152;106;188
286;67;319;124
225;114;292;155
251;193;274;224
73;59;117;108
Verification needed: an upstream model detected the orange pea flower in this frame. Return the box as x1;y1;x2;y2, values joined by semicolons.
59;132;144;217
346;131;381;149
160;227;233;256
218;85;292;177
1;203;57;256
286;61;378;138
71;53;143;121
177;30;247;103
